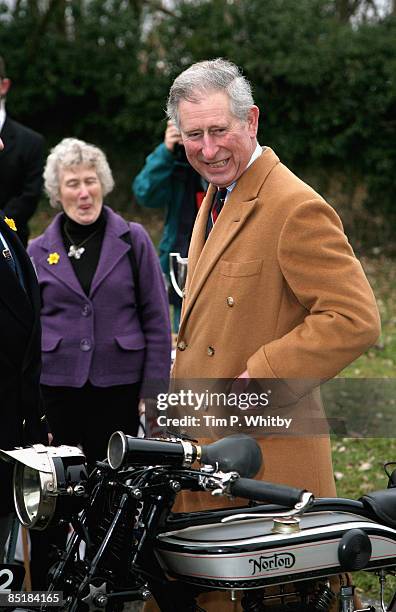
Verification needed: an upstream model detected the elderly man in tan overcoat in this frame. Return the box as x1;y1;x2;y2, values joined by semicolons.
146;59;380;611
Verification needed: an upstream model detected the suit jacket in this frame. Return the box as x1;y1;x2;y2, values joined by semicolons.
172;147;380;504
27;206;171;393
0;116;45;246
0;215;46;514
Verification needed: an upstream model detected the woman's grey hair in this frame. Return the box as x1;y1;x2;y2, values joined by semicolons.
167;58;255;128
44;138;115;208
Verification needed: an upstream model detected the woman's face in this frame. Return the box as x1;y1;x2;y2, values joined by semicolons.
58;164;103;224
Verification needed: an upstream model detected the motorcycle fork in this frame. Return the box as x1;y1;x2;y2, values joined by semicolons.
65;491;131;612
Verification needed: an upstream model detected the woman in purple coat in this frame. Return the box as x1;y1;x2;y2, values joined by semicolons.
28;137;171;588
28;137;171;462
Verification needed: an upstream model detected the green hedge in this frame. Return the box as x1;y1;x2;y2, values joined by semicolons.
1;0;395;248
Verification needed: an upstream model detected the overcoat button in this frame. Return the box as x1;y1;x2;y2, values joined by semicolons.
81;304;91;316
207;346;215;356
177;340;187;351
182;288;186;298
80;338;91;351
226;296;234;307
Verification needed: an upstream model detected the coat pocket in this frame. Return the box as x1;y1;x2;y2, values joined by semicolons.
219;259;263;277
115;331;146;351
42;335;62;352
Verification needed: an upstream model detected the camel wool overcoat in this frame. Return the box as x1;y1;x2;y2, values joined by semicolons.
171;147;380;503
145;149;380;611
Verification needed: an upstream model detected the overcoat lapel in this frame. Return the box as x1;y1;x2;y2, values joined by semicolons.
10;223;41;310
180;148;280;329
181;189;258;326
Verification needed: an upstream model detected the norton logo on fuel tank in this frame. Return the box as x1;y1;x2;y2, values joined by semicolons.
249;552;295;575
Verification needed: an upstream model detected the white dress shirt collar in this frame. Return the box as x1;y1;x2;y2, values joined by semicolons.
0;100;6;133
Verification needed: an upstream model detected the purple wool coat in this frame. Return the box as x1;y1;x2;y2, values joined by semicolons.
27;206;171;394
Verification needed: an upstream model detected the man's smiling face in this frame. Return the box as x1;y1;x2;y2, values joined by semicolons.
179;91;259;188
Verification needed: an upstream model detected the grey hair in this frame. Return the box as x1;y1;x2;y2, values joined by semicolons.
167;58;255;128
44;138;115;208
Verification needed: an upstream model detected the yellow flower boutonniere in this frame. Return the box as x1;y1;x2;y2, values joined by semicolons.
47;252;60;265
4;217;17;231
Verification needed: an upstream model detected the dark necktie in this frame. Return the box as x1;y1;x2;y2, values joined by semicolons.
205;188;227;239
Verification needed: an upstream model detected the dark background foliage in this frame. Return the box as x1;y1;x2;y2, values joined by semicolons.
1;0;395;250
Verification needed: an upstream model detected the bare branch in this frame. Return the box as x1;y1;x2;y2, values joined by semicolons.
141;0;175;17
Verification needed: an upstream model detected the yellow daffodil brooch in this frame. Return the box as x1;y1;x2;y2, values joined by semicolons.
4;217;17;231
47;252;60;265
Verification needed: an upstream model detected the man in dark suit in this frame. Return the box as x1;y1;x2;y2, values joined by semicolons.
0;56;45;246
0;134;48;557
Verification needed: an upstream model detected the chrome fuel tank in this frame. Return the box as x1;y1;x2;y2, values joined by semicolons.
155;511;396;589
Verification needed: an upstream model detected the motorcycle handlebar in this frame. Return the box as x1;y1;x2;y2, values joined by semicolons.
106;432;304;507
229;477;306;507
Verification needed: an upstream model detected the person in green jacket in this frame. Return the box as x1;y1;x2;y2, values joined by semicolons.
132;120;206;331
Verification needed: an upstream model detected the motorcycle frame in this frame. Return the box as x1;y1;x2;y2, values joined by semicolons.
41;463;396;612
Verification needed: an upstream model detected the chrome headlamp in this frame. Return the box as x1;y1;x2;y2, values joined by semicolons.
0;444;87;530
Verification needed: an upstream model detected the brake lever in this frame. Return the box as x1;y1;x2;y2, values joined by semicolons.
221;491;314;523
198;465;239;496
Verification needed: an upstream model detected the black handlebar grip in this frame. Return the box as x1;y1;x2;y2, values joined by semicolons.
230;478;306;507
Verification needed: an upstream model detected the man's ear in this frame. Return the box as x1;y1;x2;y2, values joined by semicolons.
0;78;11;98
247;105;260;137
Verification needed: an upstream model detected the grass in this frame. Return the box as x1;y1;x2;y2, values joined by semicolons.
341;256;396;378
332;437;396;602
331;256;396;601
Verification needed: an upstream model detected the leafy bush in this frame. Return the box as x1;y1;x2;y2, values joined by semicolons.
1;0;395;247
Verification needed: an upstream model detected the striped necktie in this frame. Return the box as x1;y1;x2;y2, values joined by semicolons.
206;188;227;239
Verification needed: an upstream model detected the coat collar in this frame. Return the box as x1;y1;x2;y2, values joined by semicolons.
180;147;280;329
90;206;131;296
37;206;131;298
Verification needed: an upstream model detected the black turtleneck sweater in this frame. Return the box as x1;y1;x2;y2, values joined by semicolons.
61;210;106;295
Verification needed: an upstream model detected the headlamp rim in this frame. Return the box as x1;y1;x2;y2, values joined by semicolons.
13;461;57;530
10;445;87;531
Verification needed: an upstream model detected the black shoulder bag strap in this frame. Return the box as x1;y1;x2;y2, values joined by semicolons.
122;225;143;328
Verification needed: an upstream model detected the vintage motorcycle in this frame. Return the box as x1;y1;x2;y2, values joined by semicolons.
2;432;396;612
